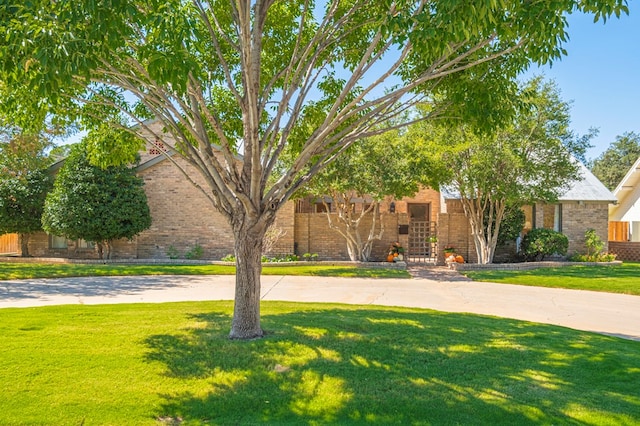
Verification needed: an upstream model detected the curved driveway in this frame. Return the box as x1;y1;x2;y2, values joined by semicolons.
1;266;639;341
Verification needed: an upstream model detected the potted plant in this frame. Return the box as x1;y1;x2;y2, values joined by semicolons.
443;245;455;256
388;242;405;262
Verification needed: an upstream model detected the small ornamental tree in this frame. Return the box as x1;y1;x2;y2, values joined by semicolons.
299;130;435;261
42;146;151;259
412;77;590;264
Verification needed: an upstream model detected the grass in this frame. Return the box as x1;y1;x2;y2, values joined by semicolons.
463;262;640;296
1;302;639;425
0;262;410;280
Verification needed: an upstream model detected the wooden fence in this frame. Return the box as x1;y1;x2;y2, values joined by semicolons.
608;221;629;242
0;233;19;255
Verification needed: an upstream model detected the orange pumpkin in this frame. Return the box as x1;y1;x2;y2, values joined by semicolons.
387;254;395;262
455;255;464;263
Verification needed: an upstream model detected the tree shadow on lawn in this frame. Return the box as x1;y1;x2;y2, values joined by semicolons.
144;304;640;425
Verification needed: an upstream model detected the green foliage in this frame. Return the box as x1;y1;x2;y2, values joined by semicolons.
166;245;180;260
0;169;52;236
491;204;526;247
184;243;204;260
262;254;300;263
589;132;640;191
42;145;151;258
221;253;236;262
585;228;605;257
570;252;617;263
521;228;569;261
0;131;55;255
413;77;589;264
302;252;319;261
569;228;617;262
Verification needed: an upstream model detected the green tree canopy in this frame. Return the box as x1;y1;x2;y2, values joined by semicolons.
0;131;55;256
0;0;629;338
42;145;151;260
589;132;640;191
412;77;590;264
299;129;437;261
0;169;52;256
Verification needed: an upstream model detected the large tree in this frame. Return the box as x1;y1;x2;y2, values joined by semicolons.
412;77;591;264
299;130;435;261
42;145;152;260
589;132;640;191
0;0;628;338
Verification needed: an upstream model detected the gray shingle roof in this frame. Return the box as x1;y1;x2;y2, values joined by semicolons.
440;161;616;203
559;162;616;202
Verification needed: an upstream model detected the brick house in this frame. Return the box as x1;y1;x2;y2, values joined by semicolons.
15;123;615;263
439;162;616;263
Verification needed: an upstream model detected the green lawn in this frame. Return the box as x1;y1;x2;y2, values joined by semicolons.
0;301;638;425
463;262;640;296
0;262;410;280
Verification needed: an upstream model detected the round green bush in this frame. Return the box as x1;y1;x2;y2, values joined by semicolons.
521;228;569;261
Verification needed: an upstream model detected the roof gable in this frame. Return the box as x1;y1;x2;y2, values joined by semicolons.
441;160;616;203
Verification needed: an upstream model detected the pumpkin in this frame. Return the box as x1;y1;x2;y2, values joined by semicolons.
455;255;464;263
387;254;395;262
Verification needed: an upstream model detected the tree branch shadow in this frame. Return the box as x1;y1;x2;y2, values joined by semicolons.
144;305;640;424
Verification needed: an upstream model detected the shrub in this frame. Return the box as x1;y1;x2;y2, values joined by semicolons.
221;254;236;262
166;245;180;260
520;228;568;261
302;252;319;261
185;243;204;260
569;229;617;262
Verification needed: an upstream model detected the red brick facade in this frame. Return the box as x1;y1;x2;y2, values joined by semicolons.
608;241;640;262
16;126;611;264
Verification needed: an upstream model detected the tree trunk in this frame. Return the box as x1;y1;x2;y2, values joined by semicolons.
19;233;30;257
96;242;104;260
230;224;266;340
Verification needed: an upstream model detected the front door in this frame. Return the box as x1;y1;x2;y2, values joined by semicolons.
408;204;436;262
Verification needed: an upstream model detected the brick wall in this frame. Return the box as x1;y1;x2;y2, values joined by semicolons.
437;210;475;264
265;201;295;256
27;232;137;259
294;212;405;261
560;202;610;255
440;200;611;264
608;241;640;262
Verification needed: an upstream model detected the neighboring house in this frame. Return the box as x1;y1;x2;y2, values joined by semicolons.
13;123;615;263
608;156;640;261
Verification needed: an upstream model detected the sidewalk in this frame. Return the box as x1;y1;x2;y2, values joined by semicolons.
1;267;639;341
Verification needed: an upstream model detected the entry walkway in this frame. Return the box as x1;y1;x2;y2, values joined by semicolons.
0;267;638;341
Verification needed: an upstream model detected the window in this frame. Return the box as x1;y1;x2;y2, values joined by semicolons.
314;202;331;213
77;239;95;250
50;235;67;249
554;204;563;232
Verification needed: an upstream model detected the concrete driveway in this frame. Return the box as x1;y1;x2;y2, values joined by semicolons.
0;266;639;341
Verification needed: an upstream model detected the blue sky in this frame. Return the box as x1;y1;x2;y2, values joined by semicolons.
528;9;638;161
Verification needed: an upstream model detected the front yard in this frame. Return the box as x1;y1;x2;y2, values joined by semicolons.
463;262;640;296
1;301;638;425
